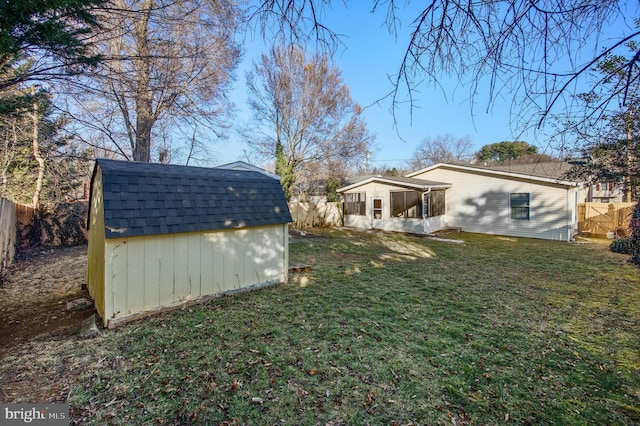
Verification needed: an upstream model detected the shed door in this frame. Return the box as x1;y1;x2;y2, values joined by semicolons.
372;198;383;229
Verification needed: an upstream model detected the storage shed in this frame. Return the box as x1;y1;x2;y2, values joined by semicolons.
87;159;292;328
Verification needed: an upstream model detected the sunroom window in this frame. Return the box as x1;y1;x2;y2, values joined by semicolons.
425;190;445;217
344;192;366;216
391;191;422;218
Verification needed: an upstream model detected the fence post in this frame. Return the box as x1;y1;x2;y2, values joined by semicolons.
0;198;17;278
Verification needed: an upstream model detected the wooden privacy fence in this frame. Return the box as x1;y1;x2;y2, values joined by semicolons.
578;202;635;237
288;202;342;228
0;198;16;276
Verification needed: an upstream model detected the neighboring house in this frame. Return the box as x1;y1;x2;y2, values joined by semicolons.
589;181;624;203
87;159;292;328
291;179;331;203
338;162;587;241
485;161;624;203
215;160;280;180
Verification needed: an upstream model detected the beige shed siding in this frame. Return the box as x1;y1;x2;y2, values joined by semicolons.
86;172;106;320
412;167;577;241
101;224;288;326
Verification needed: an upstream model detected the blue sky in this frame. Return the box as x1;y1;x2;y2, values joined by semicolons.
213;2;567;170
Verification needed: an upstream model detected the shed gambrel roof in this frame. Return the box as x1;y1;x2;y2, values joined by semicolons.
91;159;292;239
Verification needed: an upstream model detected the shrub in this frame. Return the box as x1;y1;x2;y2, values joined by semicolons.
610;237;632;254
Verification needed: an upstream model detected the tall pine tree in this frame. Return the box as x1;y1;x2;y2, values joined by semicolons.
0;0;104;89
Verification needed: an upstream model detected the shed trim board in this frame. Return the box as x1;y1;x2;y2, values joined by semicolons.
338;162;586;241
87;159;292;327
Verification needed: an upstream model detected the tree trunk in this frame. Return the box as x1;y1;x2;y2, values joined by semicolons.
133;119;152;162
626;109;633;203
0;120;16;196
132;0;154;163
30;88;45;209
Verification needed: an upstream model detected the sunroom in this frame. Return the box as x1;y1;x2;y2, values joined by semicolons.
337;176;451;235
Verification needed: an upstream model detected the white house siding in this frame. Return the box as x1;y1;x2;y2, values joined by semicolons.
101;224;288;327
423;215;448;234
412;167;579;241
383;218;424;234
344;214;370;229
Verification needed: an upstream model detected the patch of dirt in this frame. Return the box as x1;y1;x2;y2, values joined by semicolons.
0;245;93;402
288;228;332;242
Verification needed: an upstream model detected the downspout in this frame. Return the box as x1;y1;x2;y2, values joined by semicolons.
422;187;431;234
567;188;572;242
568;186;578;242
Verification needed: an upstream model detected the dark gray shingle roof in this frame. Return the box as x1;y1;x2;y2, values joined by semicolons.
92;159;292;238
474;162;574;180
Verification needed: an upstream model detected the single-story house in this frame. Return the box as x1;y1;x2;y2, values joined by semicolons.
338;162;587;241
87;159;292;328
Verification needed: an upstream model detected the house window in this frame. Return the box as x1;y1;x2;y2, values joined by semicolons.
391;191;422;218
425;190;446;217
608;182;614;191
344;192;366;216
510;193;530;220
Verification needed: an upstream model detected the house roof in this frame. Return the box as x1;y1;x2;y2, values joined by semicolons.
337;175;451;193
91;159;292;239
215;160;280;180
474;162;575;179
406;162;582;186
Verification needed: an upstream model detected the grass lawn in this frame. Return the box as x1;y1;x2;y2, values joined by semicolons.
51;230;640;423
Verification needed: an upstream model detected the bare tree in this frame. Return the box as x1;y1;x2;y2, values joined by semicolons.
0;116;18;197
246;44;373;199
0;86;78;206
407;134;473;170
562;48;640;202
249;1;640;131
67;0;241;163
29;87;45;208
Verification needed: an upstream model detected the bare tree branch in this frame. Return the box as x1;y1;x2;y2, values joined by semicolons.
65;0;241;163
250;1;639;132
